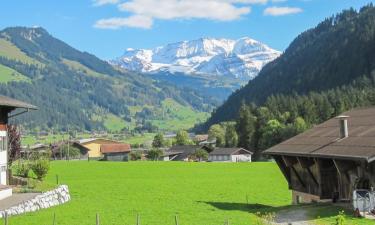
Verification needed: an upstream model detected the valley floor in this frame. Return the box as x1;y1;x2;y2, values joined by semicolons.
6;162;373;225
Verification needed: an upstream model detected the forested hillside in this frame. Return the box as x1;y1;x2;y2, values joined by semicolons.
201;4;375;130
0;27;215;132
195;4;375;159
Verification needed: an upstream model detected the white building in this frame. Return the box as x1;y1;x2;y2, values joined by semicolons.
0;96;37;200
209;148;253;162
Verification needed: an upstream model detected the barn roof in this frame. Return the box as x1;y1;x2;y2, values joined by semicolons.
0;95;37;110
263;107;375;162
101;144;131;154
210;148;252;155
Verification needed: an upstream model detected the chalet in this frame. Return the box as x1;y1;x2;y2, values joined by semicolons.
74;138;121;159
101;143;131;161
263;108;375;204
0;96;36;199
209;148;253;162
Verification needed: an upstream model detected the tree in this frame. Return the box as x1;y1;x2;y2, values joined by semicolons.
258;119;284;150
129;151;142;161
8;125;21;165
147;148;164;161
60;144;81;159
208;124;225;147
175;130;191;146
224;123;238;147
193;149;209;162
236;104;256;150
152;133;165;148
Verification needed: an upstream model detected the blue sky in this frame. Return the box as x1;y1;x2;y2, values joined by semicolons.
0;0;373;59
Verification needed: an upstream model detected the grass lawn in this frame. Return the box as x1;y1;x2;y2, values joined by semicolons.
0;64;30;83
103;114;127;132
0;39;43;66
123;132;155;145
7;162;374;225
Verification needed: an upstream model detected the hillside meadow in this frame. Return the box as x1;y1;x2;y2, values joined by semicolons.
6;162;373;225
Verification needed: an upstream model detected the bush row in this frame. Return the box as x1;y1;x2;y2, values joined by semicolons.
12;159;50;181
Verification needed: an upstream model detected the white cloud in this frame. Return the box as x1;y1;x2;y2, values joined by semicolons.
271;0;287;2
263;6;302;16
92;0;119;6
118;0;251;21
94;15;153;29
94;0;268;29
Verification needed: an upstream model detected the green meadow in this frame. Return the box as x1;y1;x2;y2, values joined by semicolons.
7;162;373;225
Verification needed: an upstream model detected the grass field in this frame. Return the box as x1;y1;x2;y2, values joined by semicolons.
7;162;373;225
0;38;43;66
0;64;30;83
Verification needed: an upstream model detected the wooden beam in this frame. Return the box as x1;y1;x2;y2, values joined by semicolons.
297;157;314;168
297;157;319;186
282;156;298;167
291;165;306;188
274;156;291;185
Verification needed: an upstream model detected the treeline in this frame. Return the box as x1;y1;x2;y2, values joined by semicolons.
207;75;375;160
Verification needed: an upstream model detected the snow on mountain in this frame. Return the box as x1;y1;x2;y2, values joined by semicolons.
111;37;281;79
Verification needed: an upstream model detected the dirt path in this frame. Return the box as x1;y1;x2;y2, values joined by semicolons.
273;208;311;225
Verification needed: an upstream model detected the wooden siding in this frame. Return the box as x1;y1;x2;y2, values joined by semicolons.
274;155;375;202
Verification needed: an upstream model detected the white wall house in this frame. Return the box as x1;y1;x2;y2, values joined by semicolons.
0;95;37;200
0;131;8;185
209;148;253;162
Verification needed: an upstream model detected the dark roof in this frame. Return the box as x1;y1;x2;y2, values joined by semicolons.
263;107;375;162
167;145;200;161
210;148;253;155
0;95;37;110
168;145;199;153
101;144;131;154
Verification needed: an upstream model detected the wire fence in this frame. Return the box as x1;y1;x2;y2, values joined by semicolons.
2;213;234;225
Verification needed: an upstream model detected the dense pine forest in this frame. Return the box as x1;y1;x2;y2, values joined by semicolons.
197;4;375;159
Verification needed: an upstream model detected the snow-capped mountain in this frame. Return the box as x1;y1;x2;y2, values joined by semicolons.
111;37;281;79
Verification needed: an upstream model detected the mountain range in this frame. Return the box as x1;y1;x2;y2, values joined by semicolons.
111;37;281;80
0;27;215;132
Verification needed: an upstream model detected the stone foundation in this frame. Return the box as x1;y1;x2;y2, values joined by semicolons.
0;185;70;218
292;190;321;204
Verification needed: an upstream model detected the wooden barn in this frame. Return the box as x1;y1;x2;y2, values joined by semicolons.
264;108;375;204
101;143;131;161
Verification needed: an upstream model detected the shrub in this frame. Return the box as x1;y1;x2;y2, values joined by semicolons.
31;159;50;180
129;151;142;161
193;149;208;161
335;211;346;225
147;149;164;161
13;160;31;178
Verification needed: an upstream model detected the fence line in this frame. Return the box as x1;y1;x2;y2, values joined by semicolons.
2;212;235;225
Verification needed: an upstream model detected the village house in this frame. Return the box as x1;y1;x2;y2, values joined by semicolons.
208;148;253;162
74;138;122;159
263;107;375;205
0;96;36;200
164;145;199;161
101;143;131;161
